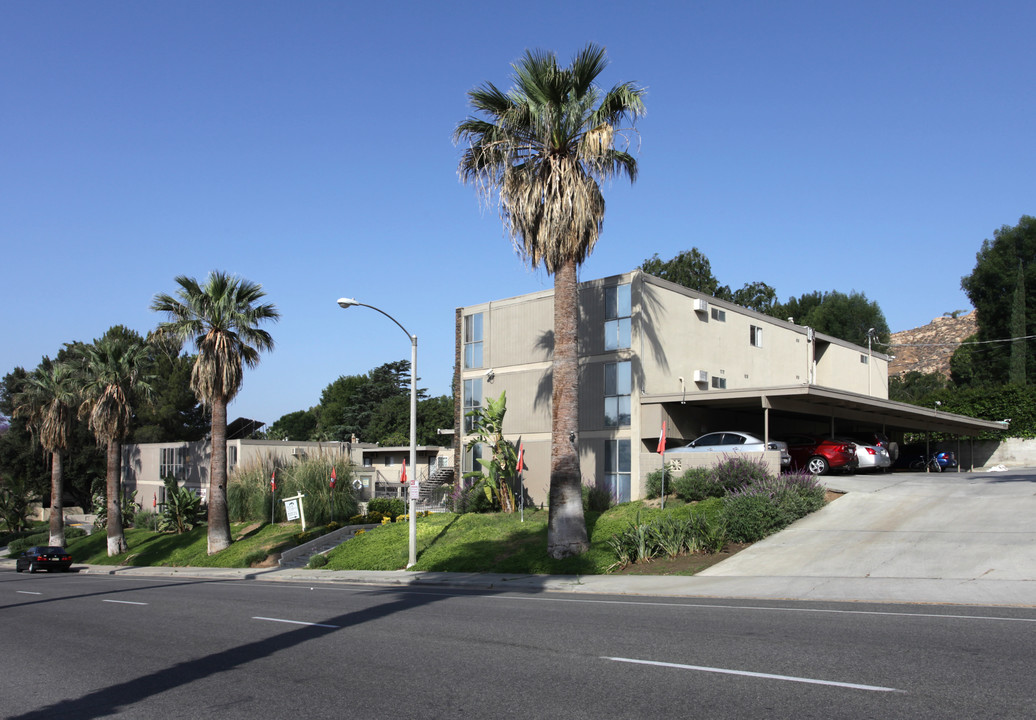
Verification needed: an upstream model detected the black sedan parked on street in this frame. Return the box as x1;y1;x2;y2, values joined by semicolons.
15;546;73;573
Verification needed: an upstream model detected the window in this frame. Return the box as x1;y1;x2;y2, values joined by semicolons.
860;354;869;364
711;308;726;322
228;445;237;474
386;455;394;467
464;313;483;369
159;447;184;479
605;439;631;503
711;376;727;389
363;456;373;468
463;378;482;433
604;284;631;351
750;325;763;347
605;361;631;427
464;444;483;486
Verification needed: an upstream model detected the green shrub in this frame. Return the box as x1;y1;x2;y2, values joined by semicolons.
7;525;86;554
133;509;160;531
368;498;405;519
672;466;723;502
688;512;727;553
8;532;49;554
308;554;329;568
243;549;269;567
159;477;201;534
721;493;782;542
712;455;774;493
229;455;357;525
582;481;614;513
465;480;498;513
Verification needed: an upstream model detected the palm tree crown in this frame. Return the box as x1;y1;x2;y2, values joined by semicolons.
15;358;78;457
151;272;279;405
454;43;645;273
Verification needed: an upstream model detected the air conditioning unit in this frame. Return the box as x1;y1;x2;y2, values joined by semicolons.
291;447;303;456
692;298;709;313
693;370;708;383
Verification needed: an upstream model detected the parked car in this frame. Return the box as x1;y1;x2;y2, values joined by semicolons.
669;431;791;468
15;546;73;573
781;435;857;475
843;438;891;472
845;431;899;464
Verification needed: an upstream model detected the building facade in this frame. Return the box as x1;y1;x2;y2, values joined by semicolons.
456;269;900;505
121;438;452;510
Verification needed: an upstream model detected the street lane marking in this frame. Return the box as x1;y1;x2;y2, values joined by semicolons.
17;591;42;595
102;599;148;605
604;656;904;693
492;594;1036;624
252;616;339;629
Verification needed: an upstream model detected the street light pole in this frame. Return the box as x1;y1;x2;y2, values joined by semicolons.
337;298;418;568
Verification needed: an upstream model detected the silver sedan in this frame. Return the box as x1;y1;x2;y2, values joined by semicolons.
669;431;791;468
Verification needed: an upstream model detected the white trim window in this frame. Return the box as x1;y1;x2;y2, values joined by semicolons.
604;283;631;351
605;439;631;503
750;325;763;347
159;447;184;480
463;378;482;433
605;361;631;427
711;376;727;389
711;307;726;322
464;313;484;369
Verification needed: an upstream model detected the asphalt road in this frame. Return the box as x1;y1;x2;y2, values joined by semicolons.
3;570;1034;719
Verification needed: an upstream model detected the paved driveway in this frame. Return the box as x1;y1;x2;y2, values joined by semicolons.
695;468;1036;605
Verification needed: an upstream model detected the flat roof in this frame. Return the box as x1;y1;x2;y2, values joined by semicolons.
641;384;1008;436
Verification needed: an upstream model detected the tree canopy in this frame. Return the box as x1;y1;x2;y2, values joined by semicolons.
959;216;1036;386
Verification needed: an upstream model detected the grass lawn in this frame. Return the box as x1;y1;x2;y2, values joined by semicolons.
52;499;733;576
66;523;300;567
324;499;728;575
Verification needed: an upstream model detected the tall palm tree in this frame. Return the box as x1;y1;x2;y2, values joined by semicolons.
13;358;79;547
151;271;279;554
455;44;645;558
78;334;154;556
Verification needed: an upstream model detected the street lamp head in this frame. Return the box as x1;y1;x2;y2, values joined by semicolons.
337;297;358;309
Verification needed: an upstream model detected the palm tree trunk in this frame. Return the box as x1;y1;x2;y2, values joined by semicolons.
547;256;589;558
49;450;65;547
106;439;127;556
207;397;232;554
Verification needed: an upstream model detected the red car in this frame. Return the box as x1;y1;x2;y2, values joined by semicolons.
782;435;857;475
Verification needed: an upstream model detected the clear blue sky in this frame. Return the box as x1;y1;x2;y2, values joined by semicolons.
3;1;1033;426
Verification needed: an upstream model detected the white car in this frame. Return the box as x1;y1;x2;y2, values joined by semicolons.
669;431;791;468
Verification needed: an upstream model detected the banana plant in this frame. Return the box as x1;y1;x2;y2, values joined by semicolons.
464;392;517;513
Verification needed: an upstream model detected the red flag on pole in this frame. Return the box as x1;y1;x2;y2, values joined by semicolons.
271;470;276;491
153;493;157;509
656;421;667;454
516;443;525;473
400;459;408;484
330;465;337;489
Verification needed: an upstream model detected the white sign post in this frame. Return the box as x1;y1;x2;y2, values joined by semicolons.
282;493;306;531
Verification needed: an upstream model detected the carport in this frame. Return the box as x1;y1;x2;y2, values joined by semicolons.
642;384;1009;471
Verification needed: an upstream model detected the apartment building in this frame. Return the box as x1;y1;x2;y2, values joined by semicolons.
456;270;1003;504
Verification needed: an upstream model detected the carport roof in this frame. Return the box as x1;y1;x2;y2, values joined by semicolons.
641;384;1008;436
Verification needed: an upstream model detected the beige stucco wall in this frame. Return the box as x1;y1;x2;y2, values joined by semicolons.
457;269;891;502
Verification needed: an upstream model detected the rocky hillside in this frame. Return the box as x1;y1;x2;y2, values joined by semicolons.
888;311;977;379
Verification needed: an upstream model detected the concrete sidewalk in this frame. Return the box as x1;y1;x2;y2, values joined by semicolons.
7;469;1035;607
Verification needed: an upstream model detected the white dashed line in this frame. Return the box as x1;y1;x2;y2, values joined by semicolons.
604;656;904;693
